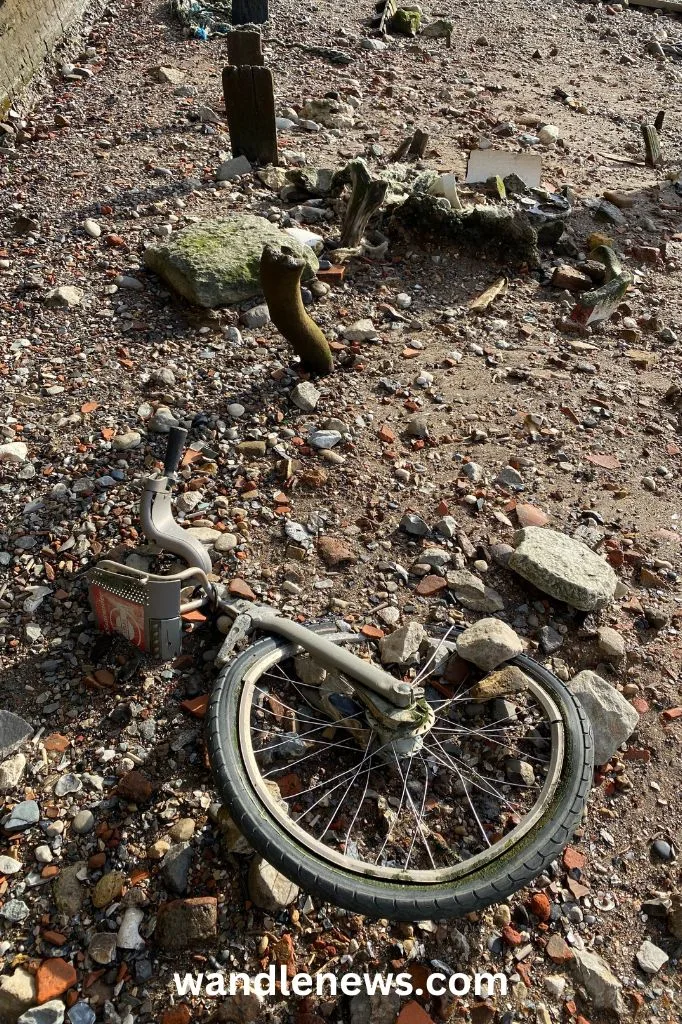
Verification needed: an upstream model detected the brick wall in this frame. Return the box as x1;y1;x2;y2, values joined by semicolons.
0;0;89;115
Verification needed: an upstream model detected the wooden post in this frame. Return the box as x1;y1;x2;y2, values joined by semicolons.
222;65;278;165
408;129;429;158
227;29;264;66
642;123;662;168
232;0;268;25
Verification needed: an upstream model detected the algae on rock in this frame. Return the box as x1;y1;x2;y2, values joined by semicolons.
144;214;319;307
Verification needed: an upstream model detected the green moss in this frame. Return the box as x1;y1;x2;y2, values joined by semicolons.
392;7;421;35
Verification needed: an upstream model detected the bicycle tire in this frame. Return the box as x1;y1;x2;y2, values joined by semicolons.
206;626;593;920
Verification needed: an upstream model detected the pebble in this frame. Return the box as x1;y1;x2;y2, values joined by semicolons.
147;406;179;433
89;932;118;965
0;854;22;874
636;939;669;975
0;752;27;791
18;1002;66;1024
308;429;342;449
83;218;101;238
71;809;95;834
4;799;39;832
651;839;674;862
241;303;270;329
248;856;300;912
116;907;145;950
290;381;321;411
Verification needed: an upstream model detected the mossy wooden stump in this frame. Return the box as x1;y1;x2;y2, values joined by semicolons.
260;245;334;375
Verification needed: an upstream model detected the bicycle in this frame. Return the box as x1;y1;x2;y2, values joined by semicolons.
88;428;593;921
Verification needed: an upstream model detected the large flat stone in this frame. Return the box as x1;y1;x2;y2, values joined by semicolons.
509;526;617;611
144;214;319;307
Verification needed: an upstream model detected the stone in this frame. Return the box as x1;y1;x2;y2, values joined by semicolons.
539;124;559;145
400;513;429;536
539;625;563;654
505;758;535;785
571;948;625;1015
155;897;218;951
216;991;264;1023
651;839;673;861
0;710;33;759
415;575;447;597
290;381;320;411
379;622;427;666
0;752;27;790
144;215;319;308
0;968;37;1022
546;933;573;964
509;527;617;611
470;665;530;700
350;990;401;1024
4;799;39;832
169;818;196;842
92;870;126;908
71;810;95;834
154;66;185;84
237;441;266;457
241;303;270;329
116;770;154;802
436;516;459;539
1;900;29;922
0;441;28;464
248;856;300;912
308;429;342;449
116;907;145;950
161;842;193;894
0;854;22;874
421;17;453;38
568;670;639;765
493;466;524;490
406;413;431;439
112;430;142;451
147;406;179;433
456;618;523;671
447;569;504;612
597;626;625;660
317;536;356;567
552;264;592;291
89;932;118;965
215;533;238;554
54;861;86;916
216;155;252;181
83;218;101;238
44;286;84;307
67;1004;96;1024
342;319;378;342
35;958;77;1002
18;1002;66;1024
635;939;668;975
116;274;144;290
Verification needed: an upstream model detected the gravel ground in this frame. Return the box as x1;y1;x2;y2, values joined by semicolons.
0;0;681;1021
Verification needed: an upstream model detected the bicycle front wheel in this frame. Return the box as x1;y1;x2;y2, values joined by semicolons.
206;624;593;920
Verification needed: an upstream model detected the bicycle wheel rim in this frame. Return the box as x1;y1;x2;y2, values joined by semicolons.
232;633;567;886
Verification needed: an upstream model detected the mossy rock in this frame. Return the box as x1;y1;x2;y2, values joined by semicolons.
392;7;421;35
144;214;319;307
